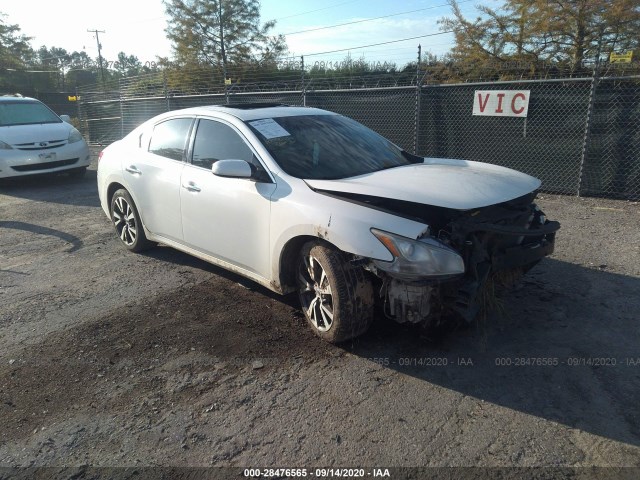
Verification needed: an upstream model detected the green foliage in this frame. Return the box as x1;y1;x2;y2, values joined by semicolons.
439;0;640;79
163;0;288;71
0;10;157;93
0;12;33;69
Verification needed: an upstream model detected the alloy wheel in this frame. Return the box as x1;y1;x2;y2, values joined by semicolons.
112;196;137;246
298;254;334;332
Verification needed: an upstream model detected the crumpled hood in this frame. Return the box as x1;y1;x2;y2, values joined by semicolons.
304;157;542;210
0;122;70;145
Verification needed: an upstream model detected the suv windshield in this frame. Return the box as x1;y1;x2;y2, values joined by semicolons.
247;114;418;180
0;101;61;126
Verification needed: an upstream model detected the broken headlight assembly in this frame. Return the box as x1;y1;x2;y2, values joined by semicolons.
370;228;465;281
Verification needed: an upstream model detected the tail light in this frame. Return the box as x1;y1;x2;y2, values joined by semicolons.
98;150;104;162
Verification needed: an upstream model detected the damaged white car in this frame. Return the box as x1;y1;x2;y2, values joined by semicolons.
97;104;559;343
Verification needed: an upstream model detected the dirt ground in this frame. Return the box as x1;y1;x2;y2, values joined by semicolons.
1;155;639;474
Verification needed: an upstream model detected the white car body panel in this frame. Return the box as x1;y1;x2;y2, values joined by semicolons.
2;122;71;144
305;158;541;210
97;105;548;296
98;142;427;293
180;163;277;278
0;141;91;179
124;151;185;243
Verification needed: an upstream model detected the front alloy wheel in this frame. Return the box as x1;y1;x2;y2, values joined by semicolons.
110;189;154;252
297;242;374;343
299;253;335;332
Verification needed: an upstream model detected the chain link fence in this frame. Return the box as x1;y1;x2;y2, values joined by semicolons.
419;79;592;195
581;77;640;199
76;70;640;200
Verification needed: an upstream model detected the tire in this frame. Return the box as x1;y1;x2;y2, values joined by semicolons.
297;241;374;343
68;167;87;179
110;189;155;252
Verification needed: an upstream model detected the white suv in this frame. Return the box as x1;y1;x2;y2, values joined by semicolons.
0;95;91;179
97;104;560;343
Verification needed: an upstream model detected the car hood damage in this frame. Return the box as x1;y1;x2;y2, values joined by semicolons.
307;160;560;326
304;157;541;210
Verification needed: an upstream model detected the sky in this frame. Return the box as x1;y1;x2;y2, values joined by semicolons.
1;0;485;69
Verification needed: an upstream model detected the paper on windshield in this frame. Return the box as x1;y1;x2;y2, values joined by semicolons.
249;118;291;139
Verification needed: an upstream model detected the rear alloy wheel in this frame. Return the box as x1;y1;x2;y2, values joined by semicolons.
110;189;154;252
297;241;374;343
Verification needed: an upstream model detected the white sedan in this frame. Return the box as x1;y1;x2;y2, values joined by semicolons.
0;95;91;179
97;104;559;343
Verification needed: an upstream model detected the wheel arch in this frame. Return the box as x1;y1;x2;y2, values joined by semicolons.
106;182;152;238
278;235;339;294
106;182;127;209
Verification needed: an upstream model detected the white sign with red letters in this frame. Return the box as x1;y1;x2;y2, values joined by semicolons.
473;90;530;117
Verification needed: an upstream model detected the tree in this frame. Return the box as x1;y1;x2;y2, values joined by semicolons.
37;46;70;68
163;0;287;75
538;0;640;67
439;0;640;77
115;52;144;77
0;12;33;69
68;51;95;71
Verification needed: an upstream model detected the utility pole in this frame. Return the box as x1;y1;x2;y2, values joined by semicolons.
87;29;106;85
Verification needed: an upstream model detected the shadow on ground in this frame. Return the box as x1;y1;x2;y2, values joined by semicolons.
346;258;640;448
0;221;83;252
2;250;638;450
0;169;100;208
138;249;640;448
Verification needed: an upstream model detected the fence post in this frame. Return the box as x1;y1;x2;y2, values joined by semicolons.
576;38;603;196
577;75;598;196
301;55;306;106
163;71;170;112
75;86;85;141
118;78;124;139
413;45;424;155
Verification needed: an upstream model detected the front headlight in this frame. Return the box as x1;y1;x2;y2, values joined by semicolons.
68;128;84;144
371;228;465;280
0;141;13;150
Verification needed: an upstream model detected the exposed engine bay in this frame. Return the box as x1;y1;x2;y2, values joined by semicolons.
325;190;560;326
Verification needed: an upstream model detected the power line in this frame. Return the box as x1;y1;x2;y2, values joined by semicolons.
303;30;454;57
5;68;58;73
276;0;365;21
283;0;473;36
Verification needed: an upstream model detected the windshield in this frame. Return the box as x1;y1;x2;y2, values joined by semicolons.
247;114;418;180
0;101;61;127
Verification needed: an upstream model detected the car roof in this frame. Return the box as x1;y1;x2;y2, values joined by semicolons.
169;104;336;122
0;95;40;103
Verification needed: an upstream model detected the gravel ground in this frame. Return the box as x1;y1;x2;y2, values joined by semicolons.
1;156;639;473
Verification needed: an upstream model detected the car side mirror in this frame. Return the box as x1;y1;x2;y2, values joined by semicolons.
212;159;252;178
60;115;71;123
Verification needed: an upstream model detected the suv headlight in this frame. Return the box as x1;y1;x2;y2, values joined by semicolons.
371;228;465;280
0;141;13;150
68;128;84;144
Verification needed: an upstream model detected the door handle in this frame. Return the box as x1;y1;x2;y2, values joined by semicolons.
182;181;201;193
125;165;142;175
